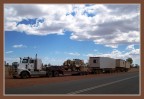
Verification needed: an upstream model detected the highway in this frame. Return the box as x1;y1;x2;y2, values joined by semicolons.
5;71;139;95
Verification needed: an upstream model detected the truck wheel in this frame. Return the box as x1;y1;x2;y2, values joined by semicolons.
80;72;83;76
85;72;88;75
21;72;29;79
53;71;59;77
47;71;53;77
13;76;17;79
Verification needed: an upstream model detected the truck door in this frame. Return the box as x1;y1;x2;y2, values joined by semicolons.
29;59;35;71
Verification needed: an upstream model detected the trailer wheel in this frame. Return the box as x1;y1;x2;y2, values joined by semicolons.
53;71;59;77
20;71;29;79
13;76;17;79
93;70;96;74
85;72;88;75
79;72;82;75
46;71;53;77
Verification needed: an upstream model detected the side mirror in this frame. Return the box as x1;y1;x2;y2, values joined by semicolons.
19;57;22;63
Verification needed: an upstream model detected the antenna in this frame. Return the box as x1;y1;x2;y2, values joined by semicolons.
35;54;37;71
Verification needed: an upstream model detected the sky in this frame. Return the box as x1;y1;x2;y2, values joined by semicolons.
4;4;140;65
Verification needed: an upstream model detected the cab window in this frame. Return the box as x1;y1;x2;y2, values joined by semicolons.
30;60;34;63
22;59;28;63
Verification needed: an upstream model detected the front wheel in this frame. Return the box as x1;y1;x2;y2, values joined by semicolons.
13;76;17;79
46;71;53;77
20;72;29;79
53;71;59;77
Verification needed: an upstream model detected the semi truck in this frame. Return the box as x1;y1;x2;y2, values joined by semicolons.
11;55;89;79
10;55;131;79
11;54;64;78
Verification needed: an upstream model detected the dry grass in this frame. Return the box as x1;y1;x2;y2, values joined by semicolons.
128;67;139;72
5;66;13;78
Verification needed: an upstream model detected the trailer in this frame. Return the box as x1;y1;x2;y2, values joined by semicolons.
89;57;116;73
116;59;126;72
125;61;131;72
116;59;130;72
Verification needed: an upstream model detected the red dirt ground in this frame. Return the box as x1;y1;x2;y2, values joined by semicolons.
5;68;139;89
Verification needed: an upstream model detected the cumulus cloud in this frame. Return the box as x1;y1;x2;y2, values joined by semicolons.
12;44;27;48
126;44;135;50
4;4;140;47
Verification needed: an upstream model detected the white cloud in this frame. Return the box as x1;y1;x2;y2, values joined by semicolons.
86;54;95;57
126;44;135;50
66;52;80;56
94;49;98;52
12;44;27;48
105;44;118;48
4;57;20;65
42;57;68;65
5;51;13;54
4;4;140;47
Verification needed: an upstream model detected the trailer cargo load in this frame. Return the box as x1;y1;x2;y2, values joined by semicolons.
116;59;125;68
116;59;127;72
63;59;88;75
125;61;131;69
89;57;116;73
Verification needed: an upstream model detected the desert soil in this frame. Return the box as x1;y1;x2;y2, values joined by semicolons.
4;68;139;88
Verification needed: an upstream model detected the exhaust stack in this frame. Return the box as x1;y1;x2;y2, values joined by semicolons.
34;54;37;71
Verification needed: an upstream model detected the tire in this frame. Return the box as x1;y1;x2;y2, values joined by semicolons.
80;72;84;76
13;76;17;79
85;72;88;75
53;71;59;77
46;71;53;77
20;71;29;79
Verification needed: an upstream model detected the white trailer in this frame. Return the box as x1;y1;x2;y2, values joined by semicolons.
116;59;128;72
116;59;125;68
125;61;131;71
89;57;116;73
115;59;130;72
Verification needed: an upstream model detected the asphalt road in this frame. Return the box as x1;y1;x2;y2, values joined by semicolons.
5;71;139;95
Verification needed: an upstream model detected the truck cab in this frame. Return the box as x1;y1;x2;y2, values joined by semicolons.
20;57;42;71
12;57;42;78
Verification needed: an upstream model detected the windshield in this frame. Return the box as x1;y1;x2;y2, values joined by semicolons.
30;60;34;63
22;59;28;63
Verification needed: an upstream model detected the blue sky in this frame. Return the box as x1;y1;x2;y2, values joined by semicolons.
4;4;140;65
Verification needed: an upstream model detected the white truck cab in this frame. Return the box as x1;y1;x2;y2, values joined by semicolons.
12;56;43;78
